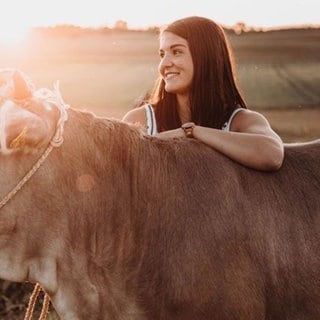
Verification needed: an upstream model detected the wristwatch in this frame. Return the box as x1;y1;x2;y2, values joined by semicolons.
181;122;195;138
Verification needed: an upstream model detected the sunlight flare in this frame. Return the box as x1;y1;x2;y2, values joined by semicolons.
0;22;30;46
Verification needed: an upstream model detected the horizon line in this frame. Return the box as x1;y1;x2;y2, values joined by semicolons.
31;22;320;32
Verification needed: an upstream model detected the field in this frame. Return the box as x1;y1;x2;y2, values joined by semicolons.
1;27;320;141
0;26;320;319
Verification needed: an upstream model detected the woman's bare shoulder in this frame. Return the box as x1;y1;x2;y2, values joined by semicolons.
122;105;147;127
231;109;272;133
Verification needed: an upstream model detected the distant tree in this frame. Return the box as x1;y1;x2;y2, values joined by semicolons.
233;22;249;35
147;26;160;34
114;20;128;30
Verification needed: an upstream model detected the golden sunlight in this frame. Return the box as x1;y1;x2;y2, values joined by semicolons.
0;23;30;46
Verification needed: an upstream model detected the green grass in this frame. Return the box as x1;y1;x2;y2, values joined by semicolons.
236;61;320;109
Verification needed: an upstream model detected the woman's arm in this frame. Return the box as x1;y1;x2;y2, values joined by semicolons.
156;110;284;171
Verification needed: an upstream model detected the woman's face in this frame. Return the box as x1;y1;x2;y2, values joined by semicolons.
158;32;194;97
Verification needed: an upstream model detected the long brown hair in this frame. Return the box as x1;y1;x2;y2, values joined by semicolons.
149;16;247;132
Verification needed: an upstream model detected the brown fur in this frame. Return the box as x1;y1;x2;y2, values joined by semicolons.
0;107;319;320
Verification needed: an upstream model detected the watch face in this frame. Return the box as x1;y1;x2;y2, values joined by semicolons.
182;122;195;129
181;122;195;138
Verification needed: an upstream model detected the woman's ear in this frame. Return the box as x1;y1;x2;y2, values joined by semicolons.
0;101;50;153
12;70;32;100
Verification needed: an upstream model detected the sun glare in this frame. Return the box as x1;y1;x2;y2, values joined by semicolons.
0;24;30;46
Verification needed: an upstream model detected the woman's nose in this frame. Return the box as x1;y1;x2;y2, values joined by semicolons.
159;54;173;71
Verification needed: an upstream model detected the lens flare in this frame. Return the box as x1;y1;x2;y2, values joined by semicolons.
0;24;30;46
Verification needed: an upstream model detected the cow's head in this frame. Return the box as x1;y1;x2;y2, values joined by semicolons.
0;69;70;300
0;68;68;154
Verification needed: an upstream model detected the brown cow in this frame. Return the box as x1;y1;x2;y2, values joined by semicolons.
0;69;320;320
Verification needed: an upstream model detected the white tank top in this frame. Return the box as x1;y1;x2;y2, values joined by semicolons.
144;104;158;135
221;108;244;131
144;104;243;135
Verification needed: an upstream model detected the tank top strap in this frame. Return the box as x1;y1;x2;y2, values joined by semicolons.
144;104;158;135
222;108;244;132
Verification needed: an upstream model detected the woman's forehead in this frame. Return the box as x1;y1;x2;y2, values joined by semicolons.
159;32;189;49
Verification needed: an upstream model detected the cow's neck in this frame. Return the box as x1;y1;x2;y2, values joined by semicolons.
0;236;58;293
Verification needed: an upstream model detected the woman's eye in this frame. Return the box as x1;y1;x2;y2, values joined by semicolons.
173;49;182;55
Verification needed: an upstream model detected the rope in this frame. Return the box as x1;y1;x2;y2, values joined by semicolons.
0;144;54;209
24;283;41;320
39;292;51;320
24;283;51;320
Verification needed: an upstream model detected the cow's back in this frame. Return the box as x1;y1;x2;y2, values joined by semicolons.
133;137;320;320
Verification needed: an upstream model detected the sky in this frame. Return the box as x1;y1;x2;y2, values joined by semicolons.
1;0;319;43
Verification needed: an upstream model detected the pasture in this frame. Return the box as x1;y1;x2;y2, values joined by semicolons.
0;26;320;319
0;26;320;141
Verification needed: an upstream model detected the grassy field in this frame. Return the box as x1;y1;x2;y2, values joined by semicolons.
0;26;319;319
1;27;320;142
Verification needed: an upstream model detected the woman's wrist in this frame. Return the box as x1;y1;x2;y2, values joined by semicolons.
181;122;196;138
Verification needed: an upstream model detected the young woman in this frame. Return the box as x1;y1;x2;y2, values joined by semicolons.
122;16;284;171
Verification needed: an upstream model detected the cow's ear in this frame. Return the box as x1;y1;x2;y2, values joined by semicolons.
0;102;50;153
12;70;32;100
